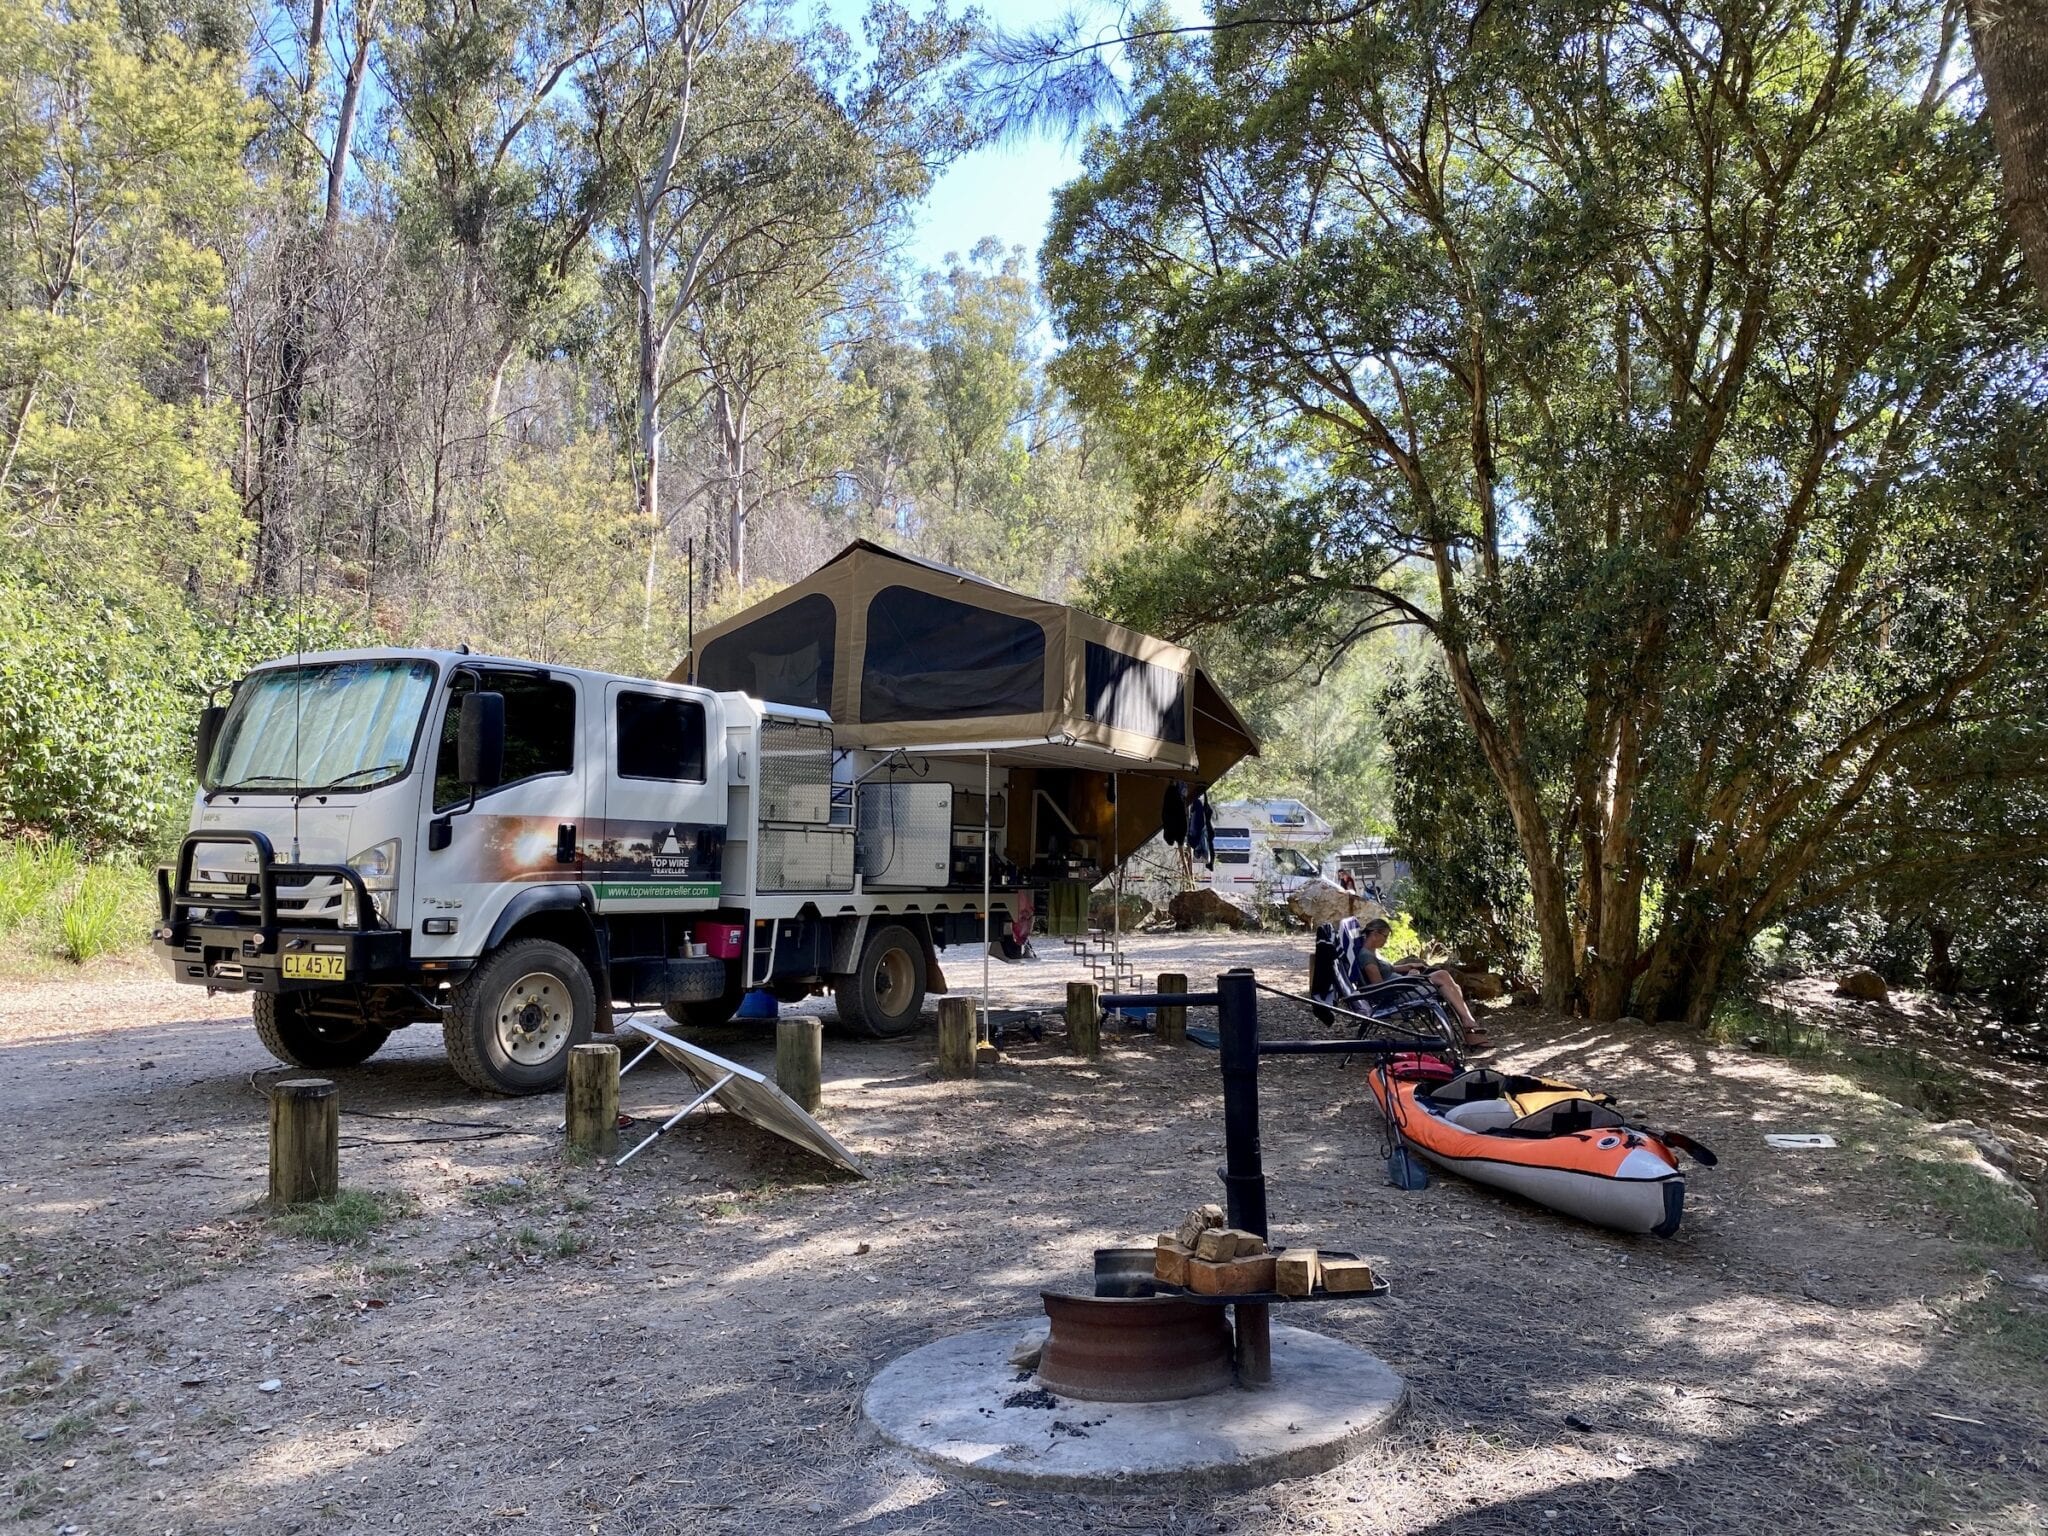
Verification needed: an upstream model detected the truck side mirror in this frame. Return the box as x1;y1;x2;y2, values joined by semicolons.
458;692;506;789
195;704;226;782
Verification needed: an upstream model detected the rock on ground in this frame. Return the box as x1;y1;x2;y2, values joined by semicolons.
1287;879;1376;930
1930;1119;2020;1175
1090;892;1154;931
1445;968;1507;1001
1169;887;1256;930
1835;967;1891;1003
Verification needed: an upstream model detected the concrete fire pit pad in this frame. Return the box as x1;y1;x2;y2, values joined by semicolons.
862;1319;1406;1493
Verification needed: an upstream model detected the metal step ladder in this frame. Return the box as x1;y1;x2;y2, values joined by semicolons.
1065;925;1137;999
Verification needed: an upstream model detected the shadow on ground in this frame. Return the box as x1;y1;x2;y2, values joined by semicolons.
1;947;2043;1535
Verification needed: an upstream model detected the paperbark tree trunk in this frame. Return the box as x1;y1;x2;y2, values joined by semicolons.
1634;895;1745;1027
1925;921;1960;992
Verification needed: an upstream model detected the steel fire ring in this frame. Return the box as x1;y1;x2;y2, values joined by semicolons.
1034;1291;1236;1402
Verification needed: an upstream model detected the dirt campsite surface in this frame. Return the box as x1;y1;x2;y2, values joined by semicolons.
4;932;2045;1536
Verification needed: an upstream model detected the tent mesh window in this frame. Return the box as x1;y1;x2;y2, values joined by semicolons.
861;585;1046;722
698;592;836;710
1084;642;1187;744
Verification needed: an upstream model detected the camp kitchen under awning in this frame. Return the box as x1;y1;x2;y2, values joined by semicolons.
671;540;1258;876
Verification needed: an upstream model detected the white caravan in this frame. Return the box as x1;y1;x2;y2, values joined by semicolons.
1123;796;1333;907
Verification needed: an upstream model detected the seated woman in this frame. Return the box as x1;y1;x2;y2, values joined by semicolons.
1357;917;1489;1048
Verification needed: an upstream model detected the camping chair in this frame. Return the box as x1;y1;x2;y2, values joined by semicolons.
1311;919;1459;1047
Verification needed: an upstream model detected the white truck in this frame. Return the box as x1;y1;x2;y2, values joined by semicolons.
154;648;1018;1093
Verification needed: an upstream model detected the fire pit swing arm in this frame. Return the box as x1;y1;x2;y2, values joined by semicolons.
1099;968;1412;1386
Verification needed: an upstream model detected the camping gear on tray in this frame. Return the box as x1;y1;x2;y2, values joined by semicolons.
1367;1064;1716;1237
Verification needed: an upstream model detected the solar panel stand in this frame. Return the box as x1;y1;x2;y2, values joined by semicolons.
609;1018;867;1176
614;1070;739;1167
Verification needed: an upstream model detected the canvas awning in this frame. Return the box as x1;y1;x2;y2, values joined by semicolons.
672;540;1258;784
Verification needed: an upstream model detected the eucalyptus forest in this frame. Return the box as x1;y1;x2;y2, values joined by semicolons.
3;0;2047;1027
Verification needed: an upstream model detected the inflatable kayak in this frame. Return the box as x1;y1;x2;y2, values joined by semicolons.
1368;1064;1713;1237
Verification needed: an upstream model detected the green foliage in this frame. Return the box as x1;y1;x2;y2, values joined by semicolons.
0;0;250;598
272;1189;416;1244
0;838;155;967
437;440;664;672
57;863;131;961
0;838;74;930
837;241;1134;599
1377;908;1423;963
0;584;198;848
0;577;363;852
1202;632;1400;848
1381;669;1537;974
1046;0;2048;1020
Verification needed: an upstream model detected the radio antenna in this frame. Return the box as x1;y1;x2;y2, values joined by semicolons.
291;512;312;865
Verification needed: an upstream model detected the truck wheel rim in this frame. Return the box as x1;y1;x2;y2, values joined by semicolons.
496;972;569;1065
875;947;914;1017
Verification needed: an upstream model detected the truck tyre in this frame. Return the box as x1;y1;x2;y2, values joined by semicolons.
444;939;595;1094
253;992;390;1069
663;967;746;1031
833;923;927;1038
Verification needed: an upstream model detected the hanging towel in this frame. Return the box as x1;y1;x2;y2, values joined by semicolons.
1161;781;1188;846
1188;791;1214;867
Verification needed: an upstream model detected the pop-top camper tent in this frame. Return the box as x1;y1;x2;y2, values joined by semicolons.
671;540;1258;879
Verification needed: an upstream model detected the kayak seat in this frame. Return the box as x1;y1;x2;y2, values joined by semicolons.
1425;1068;1509;1105
1507;1098;1627;1136
1443;1098;1517;1133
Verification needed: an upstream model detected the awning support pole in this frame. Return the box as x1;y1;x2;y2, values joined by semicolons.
981;751;992;1046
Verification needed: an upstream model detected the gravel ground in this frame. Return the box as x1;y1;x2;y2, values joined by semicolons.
2;931;2044;1536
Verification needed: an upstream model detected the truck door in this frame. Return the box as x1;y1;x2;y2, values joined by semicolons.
589;681;727;914
415;666;588;959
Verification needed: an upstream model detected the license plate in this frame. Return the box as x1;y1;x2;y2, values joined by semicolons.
282;952;346;981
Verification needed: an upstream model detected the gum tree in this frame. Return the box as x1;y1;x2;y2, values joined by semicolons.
1046;0;2048;1021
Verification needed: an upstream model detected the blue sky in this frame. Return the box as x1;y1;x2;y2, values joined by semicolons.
821;0;1206;274
909;129;1084;272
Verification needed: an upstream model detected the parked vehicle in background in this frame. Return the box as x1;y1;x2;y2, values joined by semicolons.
1123;797;1334;910
1331;838;1410;905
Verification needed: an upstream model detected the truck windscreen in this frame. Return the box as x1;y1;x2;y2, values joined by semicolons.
207;659;439;793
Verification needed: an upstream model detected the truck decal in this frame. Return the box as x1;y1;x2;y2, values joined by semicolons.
584;819;725;885
591;880;722;900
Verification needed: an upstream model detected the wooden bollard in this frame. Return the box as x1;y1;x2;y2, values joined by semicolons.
936;996;977;1079
1157;972;1188;1045
1067;981;1101;1058
776;1017;824;1110
565;1042;621;1157
268;1077;338;1206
